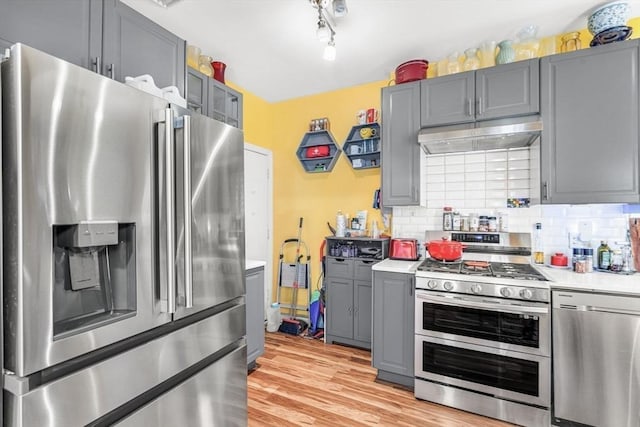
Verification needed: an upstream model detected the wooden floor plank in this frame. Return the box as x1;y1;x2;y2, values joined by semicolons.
248;333;515;427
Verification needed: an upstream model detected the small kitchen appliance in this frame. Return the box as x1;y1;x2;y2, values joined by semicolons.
414;231;551;427
389;238;419;260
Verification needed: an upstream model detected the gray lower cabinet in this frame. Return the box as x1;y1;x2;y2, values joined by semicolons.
0;0;185;94
246;266;265;370
541;40;640;204
187;68;243;128
372;271;414;388
420;59;539;127
325;257;375;349
381;81;421;206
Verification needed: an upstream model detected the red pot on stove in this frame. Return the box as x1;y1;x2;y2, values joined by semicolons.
425;238;465;261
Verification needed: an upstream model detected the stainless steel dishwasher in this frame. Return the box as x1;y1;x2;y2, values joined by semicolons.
553;290;640;427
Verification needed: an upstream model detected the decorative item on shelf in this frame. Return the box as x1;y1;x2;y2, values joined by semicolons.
211;61;226;83
309;117;330;131
495;40;515;64
560;31;581;52
446;52;460;74
343;123;381;170
587;1;631;36
366;108;378;123
198;55;213;77
436;58;449;76
589;25;632;47
462;48;480;71
395;59;429;84
186;45;201;70
479;41;496;68
515;25;540;60
296;128;340;173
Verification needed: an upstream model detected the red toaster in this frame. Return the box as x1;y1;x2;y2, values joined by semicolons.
389;238;419;260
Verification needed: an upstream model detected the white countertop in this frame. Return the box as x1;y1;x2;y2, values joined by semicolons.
372;258;640;296
372;258;423;274
538;266;640;296
246;259;266;270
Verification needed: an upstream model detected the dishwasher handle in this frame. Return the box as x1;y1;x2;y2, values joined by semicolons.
554;292;640;317
559;304;640;317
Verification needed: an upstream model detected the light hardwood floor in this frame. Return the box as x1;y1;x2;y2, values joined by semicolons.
247;332;514;427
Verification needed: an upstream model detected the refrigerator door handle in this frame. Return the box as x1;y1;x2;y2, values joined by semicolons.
164;108;177;314
182;115;193;308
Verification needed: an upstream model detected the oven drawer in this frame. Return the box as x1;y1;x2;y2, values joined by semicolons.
414;335;550;408
415;290;550;356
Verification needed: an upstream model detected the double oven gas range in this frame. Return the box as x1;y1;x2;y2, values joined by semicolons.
414;232;550;427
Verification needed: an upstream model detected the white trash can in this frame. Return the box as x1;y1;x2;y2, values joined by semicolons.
266;302;282;332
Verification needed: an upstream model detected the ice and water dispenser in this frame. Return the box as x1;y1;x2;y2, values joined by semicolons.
53;221;137;338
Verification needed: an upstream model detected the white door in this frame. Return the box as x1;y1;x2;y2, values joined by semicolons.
244;143;273;317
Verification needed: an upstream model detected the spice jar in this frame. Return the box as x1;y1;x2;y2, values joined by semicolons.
460;215;470;232
479;216;489;232
452;211;461;231
469;213;479;232
488;216;498;232
443;207;453;231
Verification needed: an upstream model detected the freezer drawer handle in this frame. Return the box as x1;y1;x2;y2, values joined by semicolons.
165;108;177;313
182;115;193;308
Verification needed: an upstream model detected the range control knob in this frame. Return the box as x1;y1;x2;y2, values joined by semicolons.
500;287;513;298
520;288;534;300
427;280;438;289
470;284;482;294
443;281;454;291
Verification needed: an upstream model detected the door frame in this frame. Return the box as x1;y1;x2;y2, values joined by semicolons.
243;142;273;317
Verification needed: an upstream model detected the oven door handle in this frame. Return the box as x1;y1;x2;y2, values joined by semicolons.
416;293;548;315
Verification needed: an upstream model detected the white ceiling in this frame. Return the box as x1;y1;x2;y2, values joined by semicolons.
122;0;640;102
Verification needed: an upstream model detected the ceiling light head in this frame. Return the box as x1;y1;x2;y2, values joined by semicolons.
323;38;336;61
332;0;348;17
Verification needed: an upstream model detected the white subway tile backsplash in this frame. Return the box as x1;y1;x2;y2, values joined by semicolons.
508;189;530;198
508;159;530;170
486;171;507;180
446;182;465;192
465;152;486;163
446;199;466;208
486;151;508;162
486;189;507;199
427;165;445;175
508;169;530;180
427;174;445;183
446;191;466;200
486;181;507;190
465;162;486;172
446;164;465;174
508;149;530;161
465;190;486;200
465;172;486;181
426;155;445;166
446;174;465;183
427;182;446;192
465;199;487;209
509;179;530;190
446;154;465;165
486;199;507;209
486;161;508;172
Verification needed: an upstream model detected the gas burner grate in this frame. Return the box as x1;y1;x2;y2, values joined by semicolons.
418;259;548;281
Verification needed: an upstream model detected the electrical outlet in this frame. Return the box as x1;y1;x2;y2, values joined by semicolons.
579;221;593;241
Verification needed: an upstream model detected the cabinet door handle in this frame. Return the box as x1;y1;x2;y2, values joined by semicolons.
467;98;473;116
543;182;549;201
477;97;483;116
92;56;101;74
410;283;413;296
108;63;115;79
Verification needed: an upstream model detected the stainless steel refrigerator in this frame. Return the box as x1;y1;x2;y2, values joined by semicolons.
1;44;247;426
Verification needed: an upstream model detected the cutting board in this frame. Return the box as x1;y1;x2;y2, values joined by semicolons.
630;218;640;271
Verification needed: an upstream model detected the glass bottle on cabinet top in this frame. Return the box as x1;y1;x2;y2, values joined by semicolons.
462;48;480;71
342;123;381;169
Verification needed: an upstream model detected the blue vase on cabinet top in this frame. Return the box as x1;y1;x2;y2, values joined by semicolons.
496;40;515;64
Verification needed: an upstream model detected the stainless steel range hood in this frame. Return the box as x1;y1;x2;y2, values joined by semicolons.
418;116;542;154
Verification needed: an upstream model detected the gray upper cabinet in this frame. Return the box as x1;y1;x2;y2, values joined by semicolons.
209;80;243;129
187;68;209;116
541;40;640;204
0;0;101;70
420;71;475;127
420;59;539;127
101;0;185;94
381;81;421;206
186;68;244;128
0;0;185;95
372;271;414;387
